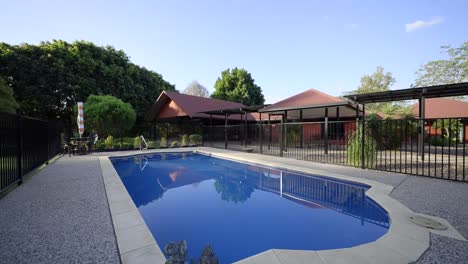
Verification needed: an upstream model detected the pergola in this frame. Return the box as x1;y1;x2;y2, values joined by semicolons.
200;105;265;149
344;82;468;161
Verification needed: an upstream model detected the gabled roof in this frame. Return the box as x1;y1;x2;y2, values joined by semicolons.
146;91;247;121
260;89;347;113
411;97;468;119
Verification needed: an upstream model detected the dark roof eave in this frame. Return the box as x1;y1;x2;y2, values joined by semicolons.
344;82;468;104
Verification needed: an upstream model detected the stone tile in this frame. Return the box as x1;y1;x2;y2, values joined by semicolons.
272;249;324;264
113;209;145;231
121;244;166;264
234;250;281;264
109;198;138;216
115;224;156;254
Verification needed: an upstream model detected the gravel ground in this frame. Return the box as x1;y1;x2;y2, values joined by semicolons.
390;176;468;264
1;148;467;263
0;155;120;264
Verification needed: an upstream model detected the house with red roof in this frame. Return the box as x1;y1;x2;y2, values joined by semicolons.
145;91;257;124
411;97;468;142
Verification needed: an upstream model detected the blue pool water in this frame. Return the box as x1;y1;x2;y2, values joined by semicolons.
111;152;389;263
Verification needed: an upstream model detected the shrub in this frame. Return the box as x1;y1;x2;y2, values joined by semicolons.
347;126;377;168
170;140;179;148
147;140;159;149
181;134;189;146
160;137;168;148
79;95;136;137
189;134;202;145
430;136;451;147
121;142;132;149
133;136;141;149
104;135;114;149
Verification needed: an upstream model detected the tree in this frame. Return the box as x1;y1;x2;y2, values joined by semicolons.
345;66;395;112
0;77;19;113
82;95;136;137
211;68;264;106
415;42;468;88
0;40;175;122
183;81;209;97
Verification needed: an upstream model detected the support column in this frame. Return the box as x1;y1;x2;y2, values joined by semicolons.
299;109;303;148
224;113;228;149
324;108;329;155
419;95;426;161
268;114;272;150
259;113;263;154
361;104;366;169
209;114;213;147
244;112;248;147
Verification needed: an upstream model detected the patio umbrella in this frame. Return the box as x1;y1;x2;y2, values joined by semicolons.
77;102;84;137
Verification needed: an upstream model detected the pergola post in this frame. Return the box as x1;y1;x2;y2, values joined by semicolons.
280;112;285;157
259;113;263;154
419;94;426;161
336;106;340;143
244;112;248;147
324;108;329;154
268;114;271;150
299;109;303;148
209;114;213;147
361;104;366;169
224;113;228;149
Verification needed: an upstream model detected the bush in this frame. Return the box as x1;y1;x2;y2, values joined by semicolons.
189;134;202;145
430;136;451;147
133;136;141;149
80;95;136;137
147;140;159;149
170;140;179;148
104;136;114;149
181;134;189;146
160;137;168;148
347;127;377;168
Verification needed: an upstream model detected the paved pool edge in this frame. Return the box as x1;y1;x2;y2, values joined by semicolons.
99;156;166;264
100;148;466;264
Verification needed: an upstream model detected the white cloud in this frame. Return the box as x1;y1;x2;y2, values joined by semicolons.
405;17;444;32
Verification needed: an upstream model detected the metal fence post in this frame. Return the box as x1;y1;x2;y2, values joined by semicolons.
361;104;366;169
17;114;23;185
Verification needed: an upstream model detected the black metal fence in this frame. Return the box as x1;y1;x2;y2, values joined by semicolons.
0;112;62;193
203;118;468;182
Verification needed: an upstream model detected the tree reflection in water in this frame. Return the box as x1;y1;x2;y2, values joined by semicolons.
213;176;255;203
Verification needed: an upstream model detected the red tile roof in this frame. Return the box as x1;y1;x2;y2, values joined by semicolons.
146;91;250;121
411;98;468;118
164;91;246;117
262;89;346;112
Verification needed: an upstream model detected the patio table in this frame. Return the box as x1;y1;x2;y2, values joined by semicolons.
70;137;93;155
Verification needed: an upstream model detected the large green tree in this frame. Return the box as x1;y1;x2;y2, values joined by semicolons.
82;95;136;137
0;77;19;113
415;42;467;87
345;66;396;112
0;40;175;121
211;68;264;106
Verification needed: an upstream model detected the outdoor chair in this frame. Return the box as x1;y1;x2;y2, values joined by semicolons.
61;133;72;157
87;134;99;153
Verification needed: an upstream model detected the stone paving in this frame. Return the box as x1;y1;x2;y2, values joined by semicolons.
1;147;467;263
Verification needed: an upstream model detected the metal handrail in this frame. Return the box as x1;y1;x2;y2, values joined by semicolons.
140;135;148;151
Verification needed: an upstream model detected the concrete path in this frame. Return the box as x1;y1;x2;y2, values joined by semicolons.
0;155;120;264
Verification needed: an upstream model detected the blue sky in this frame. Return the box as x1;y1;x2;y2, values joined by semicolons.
1;0;466;103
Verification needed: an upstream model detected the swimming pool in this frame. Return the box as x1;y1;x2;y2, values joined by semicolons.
111;152;390;263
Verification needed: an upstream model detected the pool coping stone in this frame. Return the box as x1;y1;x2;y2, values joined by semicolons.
99;147;466;264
